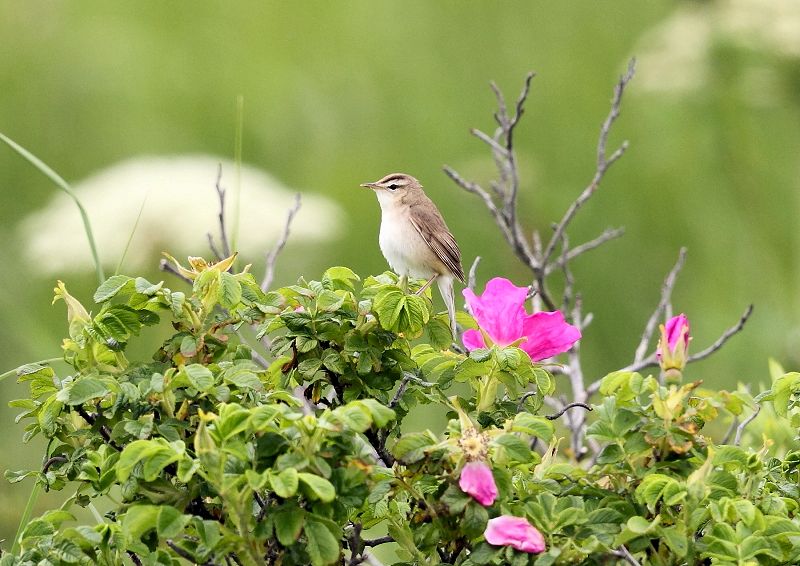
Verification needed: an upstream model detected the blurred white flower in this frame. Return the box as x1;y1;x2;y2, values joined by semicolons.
634;0;800;95
19;155;343;274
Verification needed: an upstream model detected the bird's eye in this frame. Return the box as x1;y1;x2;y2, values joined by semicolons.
388;184;399;191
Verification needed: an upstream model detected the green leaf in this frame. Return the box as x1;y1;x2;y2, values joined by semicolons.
462;502;489;539
183;364;215;392
359;399;396;427
56;378;109;405
157;506;188;539
493;434;532;463
317;290;345;312
298;473;336;502
93;275;133;303
134;277;163;295
122;505;159;540
270;468;299;498
373;286;429;336
218;271;243;308
274;507;305;546
392;431;437;463
511;413;554;441
304;515;340;566
323;266;360;290
117;439;183;482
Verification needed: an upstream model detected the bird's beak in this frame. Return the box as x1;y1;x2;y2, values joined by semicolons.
360;182;379;190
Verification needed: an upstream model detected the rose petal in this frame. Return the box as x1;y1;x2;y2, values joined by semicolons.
462;278;528;347
665;313;690;351
462;329;487;352
520;311;581;361
484;515;546;553
458;461;498;506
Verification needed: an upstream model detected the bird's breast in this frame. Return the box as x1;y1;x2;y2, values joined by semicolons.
378;208;437;279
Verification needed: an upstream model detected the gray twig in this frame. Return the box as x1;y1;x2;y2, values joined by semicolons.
612;545;642;566
540;58;636;271
587;304;754;396
734;404;761;446
207;164;231;260
261;194;301;292
159;259;193;285
467;256;481;291
544;227;625;276
633;247;687;364
687;304;754;363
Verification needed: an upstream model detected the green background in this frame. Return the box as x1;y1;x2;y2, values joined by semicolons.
1;0;798;544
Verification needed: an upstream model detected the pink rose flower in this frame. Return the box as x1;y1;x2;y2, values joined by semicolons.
462;278;581;361
657;313;690;372
458;461;498;506
484;515;546;553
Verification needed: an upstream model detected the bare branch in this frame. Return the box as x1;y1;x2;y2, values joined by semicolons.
612;545;642;566
734;403;761;446
588;304;754;396
261;194;302;292
470;128;509;157
688;304;754;363
467;256;481;291
363;536;394;547
633;248;687;364
544;226;625;276
159;258;193;284
540;58;636;268
389;373;413;409
207;164;231;260
545;402;592;421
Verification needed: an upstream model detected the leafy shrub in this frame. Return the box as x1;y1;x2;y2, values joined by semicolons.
2;255;799;566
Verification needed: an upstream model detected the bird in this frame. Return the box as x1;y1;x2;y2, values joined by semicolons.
361;173;465;338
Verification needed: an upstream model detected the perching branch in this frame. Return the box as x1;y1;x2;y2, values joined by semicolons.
261;194;302;292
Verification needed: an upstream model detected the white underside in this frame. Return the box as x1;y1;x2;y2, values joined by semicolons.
377;193;437;279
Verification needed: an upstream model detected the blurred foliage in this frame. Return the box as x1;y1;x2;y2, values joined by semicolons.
1;0;799;544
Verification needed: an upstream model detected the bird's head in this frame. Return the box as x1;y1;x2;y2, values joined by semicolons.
360;173;422;204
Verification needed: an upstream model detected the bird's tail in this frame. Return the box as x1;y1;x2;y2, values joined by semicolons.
437;275;457;341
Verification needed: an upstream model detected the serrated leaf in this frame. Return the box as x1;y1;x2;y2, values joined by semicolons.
305;516;340;566
183;364;215;391
298;473;336;502
56;378;108;405
270;468;299;498
157;506;188;538
511;413;554;441
392;431;437;463
493;434;532;463
274;507;305;546
93;275;133;303
218;271;242;309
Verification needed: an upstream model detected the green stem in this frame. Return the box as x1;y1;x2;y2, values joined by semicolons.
0;358;64;383
0;132;105;285
10;482;41;555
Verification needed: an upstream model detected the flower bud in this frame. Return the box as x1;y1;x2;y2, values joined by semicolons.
657;313;690;378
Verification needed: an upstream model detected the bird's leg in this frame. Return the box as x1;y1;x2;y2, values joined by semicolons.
398;275;409;292
415;273;439;296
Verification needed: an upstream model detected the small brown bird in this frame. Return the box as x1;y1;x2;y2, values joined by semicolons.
361;173;465;337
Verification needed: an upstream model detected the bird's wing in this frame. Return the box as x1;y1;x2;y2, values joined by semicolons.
408;201;465;283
